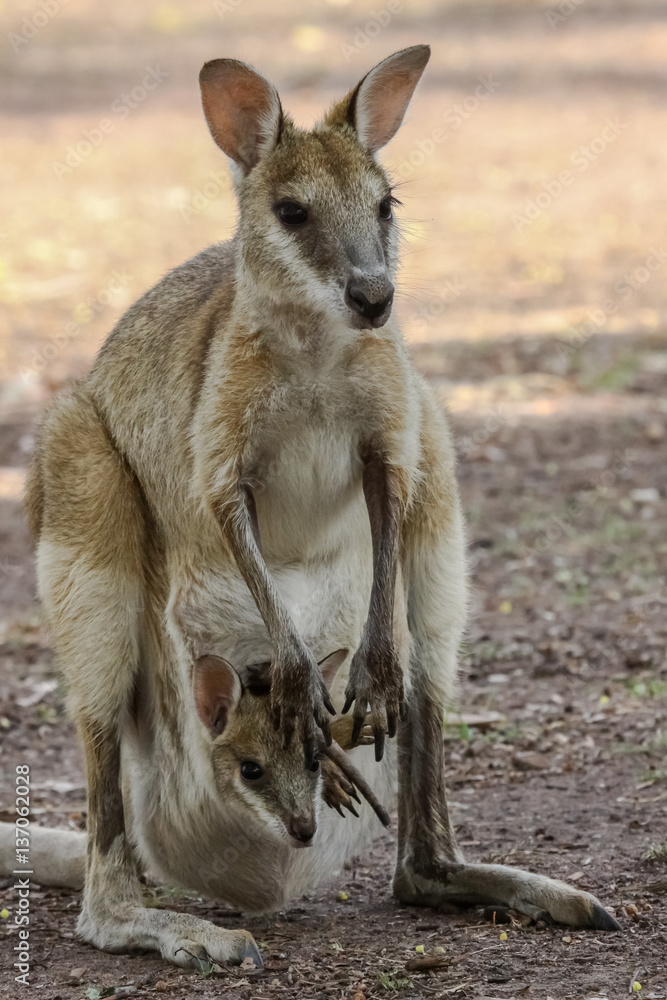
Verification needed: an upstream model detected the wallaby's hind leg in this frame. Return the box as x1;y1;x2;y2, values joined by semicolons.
393;414;620;931
33;389;261;969
393;683;620;929
77;722;261;969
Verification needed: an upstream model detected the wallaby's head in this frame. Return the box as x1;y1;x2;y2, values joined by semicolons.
193;650;347;847
199;46;430;332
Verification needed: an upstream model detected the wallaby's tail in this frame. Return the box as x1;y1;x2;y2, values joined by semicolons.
0;822;85;890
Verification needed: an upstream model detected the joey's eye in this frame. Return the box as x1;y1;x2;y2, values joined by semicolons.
379;196;394;221
308;757;321;774
240;760;264;781
275;201;308;227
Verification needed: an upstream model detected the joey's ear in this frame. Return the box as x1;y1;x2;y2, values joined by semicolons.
318;649;349;691
199;58;283;174
193;655;242;736
326;45;430;153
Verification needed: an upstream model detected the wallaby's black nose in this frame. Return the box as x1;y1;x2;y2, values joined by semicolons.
345;279;394;327
288;817;316;846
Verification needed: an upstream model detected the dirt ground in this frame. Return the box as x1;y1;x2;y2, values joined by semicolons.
1;1;667;998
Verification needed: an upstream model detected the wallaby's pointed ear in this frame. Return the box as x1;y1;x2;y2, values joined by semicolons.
318;649;349;691
193;654;242;736
326;45;430;153
199;58;283;174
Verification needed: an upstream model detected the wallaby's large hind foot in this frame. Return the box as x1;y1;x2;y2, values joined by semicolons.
395;684;620;936
78;904;263;970
393;860;620;932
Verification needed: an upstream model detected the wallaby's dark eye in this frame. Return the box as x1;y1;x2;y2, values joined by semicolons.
379;196;394;221
275;201;308;227
308;758;321;774
240;760;264;781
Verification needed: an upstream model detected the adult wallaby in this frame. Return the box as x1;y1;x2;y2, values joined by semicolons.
20;44;619;969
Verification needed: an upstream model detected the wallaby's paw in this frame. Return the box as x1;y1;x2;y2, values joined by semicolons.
342;642;404;761
320;755;361;818
393;861;620;932
78;904;264;968
270;647;335;752
167;928;262;971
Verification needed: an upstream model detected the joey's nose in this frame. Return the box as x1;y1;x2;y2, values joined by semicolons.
288;817;316;846
345;279;394;328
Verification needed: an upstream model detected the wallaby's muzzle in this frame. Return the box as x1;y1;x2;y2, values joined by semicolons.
345;276;395;330
287;815;316;847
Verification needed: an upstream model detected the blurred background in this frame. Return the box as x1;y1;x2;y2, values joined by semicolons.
2;0;666;627
1;3;667;992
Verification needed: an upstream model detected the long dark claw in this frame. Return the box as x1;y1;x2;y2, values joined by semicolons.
242;941;264;969
318;716;332;746
342;693;354;715
387;713;397;739
322;689;336;716
303;736;317;763
374;727;385;762
345;801;359;818
351;714;364;745
591;903;621;932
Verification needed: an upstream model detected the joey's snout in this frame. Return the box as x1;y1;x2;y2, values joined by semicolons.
287;815;316;847
345;276;394;330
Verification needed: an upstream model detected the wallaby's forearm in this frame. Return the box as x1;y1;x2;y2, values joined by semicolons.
224;484;295;648
359;450;403;656
221;484;335;747
343;450;407;760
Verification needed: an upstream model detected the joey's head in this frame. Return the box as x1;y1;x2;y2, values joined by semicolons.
193;650;347;847
199;46;430;332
